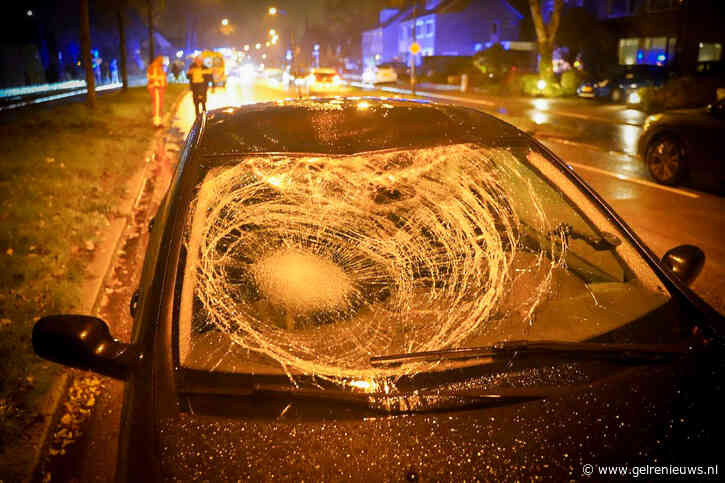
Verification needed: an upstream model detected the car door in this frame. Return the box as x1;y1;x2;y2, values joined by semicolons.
702;100;725;188
676;100;725;190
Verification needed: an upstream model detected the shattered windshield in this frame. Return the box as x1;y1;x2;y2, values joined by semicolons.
177;144;669;381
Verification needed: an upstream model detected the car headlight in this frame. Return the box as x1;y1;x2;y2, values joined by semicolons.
642;114;662;131
627;91;641;104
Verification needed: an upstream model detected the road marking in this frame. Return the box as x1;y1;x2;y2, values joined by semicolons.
348;83;696;198
567;162;700;198
350;82;645;125
349;82;495;106
541;136;635;158
539;109;643;126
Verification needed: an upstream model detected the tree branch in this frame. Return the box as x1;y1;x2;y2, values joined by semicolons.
547;0;564;43
528;0;547;43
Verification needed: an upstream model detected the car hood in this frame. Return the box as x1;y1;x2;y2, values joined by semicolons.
156;359;722;481
661;107;709;119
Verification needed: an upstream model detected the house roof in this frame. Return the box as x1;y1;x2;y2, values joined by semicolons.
362;5;414;35
399;0;524;21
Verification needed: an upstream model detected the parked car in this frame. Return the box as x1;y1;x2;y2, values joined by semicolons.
638;97;725;187
306;67;348;94
578;65;670;104
362;63;399;84
34;99;724;481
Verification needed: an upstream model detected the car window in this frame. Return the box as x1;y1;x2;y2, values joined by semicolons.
176;144;670;380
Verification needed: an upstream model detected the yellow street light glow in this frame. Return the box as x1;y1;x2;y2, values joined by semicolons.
255;43;262;50
262;53;267;59
268;6;278;15
356;100;370;110
266;41;271;47
221;18;229;26
536;79;547;90
244;44;250;51
269;29;276;36
271;37;278;45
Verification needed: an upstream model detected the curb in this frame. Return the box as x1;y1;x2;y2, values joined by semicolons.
25;90;187;483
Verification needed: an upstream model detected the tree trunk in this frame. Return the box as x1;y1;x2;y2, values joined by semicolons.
538;40;554;82
118;8;128;90
147;0;154;63
80;0;96;108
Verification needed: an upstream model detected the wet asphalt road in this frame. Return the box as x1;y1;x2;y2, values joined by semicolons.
41;80;725;481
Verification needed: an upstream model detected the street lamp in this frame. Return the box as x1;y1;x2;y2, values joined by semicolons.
266;41;271;47
221;18;229;26
255;43;261;50
269;29;276;36
268;6;277;15
244;44;250;51
27;9;33;16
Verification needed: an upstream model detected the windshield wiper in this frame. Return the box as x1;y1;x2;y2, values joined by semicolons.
549;223;621;251
370;339;692;367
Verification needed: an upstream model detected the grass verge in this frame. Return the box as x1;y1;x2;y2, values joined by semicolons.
0;84;185;478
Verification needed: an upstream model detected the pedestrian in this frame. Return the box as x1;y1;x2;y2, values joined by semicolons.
171;60;182;80
101;59;110;84
187;56;211;117
147;56;167;127
110;59;119;84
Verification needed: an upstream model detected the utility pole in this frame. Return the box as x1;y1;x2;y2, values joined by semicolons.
118;9;128;90
80;0;96;108
147;0;154;63
411;2;417;95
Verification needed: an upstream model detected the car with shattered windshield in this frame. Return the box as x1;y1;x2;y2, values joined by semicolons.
33;98;724;481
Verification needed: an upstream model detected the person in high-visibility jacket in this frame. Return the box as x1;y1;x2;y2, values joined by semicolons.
187;57;212;117
146;56;167;127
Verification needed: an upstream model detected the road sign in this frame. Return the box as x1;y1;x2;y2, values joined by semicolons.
409;42;420;55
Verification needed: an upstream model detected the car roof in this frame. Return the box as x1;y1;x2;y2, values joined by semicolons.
198;98;528;157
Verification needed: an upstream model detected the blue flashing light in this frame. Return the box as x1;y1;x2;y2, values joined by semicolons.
636;50;643;61
474;43;483;52
657;53;666;62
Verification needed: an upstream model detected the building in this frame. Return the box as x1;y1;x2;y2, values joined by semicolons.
361;0;529;70
592;0;724;73
362;7;414;69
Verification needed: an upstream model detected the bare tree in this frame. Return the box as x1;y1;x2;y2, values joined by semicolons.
529;0;563;81
80;0;96;108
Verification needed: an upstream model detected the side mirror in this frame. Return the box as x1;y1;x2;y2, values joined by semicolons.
661;245;705;286
32;315;140;380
